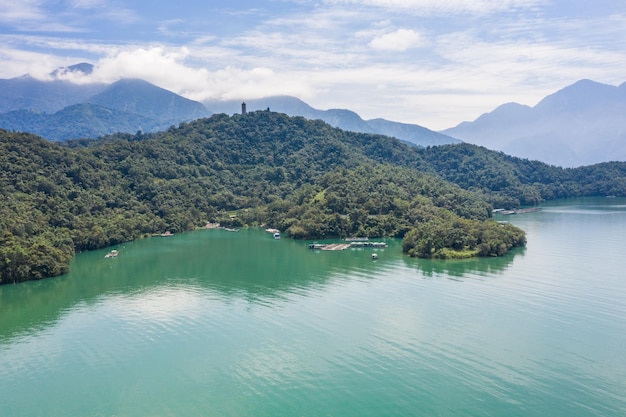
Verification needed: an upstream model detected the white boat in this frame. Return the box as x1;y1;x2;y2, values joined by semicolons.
104;250;118;258
371;253;378;260
274;232;281;239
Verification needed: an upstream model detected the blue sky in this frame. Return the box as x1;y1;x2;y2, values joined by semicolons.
1;0;625;129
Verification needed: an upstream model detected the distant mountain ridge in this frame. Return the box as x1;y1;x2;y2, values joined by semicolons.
0;64;210;140
0;75;106;114
442;79;626;167
88;78;208;122
0;104;165;141
205;96;460;147
5;64;624;164
0;66;458;146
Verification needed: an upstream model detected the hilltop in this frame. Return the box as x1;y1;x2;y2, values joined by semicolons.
205;96;459;147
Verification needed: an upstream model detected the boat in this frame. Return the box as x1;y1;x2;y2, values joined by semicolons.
104;250;118;258
274;232;280;239
160;231;173;237
371;253;378;260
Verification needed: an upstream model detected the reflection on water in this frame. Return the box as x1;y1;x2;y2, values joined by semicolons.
1;199;626;417
0;229;398;341
402;247;524;279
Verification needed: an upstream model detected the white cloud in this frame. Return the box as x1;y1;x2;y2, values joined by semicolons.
0;0;45;22
369;28;424;51
0;50;54;80
0;0;138;32
70;0;108;8
68;0;140;24
48;45;315;102
1;1;626;130
0;1;81;32
323;0;544;15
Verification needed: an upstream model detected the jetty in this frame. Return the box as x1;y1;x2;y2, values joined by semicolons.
309;241;387;251
322;243;352;251
344;237;368;242
494;208;541;215
309;243;351;251
348;241;387;248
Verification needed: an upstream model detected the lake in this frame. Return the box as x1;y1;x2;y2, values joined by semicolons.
1;198;625;416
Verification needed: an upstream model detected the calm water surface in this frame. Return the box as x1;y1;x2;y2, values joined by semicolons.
1;198;625;416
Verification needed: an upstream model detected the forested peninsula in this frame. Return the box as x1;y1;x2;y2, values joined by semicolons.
2;111;626;283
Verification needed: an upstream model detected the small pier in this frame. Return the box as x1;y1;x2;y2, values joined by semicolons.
494;208;541;215
309;241;387;251
321;243;352;251
348;241;387;248
309;243;351;251
344;237;368;242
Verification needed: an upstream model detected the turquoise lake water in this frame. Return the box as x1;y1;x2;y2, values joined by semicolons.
1;198;625;416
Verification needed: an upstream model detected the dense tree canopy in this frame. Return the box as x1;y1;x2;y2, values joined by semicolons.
2;111;625;283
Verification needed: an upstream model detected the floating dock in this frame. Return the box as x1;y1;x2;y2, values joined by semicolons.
321;243;352;251
309;241;387;251
348;241;387;248
494;208;541;215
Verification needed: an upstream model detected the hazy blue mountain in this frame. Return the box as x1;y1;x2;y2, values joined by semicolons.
0;75;106;114
367;118;460;147
205;96;459;147
442;79;626;167
2;64;454;145
88;78;209;122
0;103;163;141
0;67;210;140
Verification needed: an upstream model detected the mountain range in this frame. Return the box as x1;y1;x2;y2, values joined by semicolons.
1;64;625;167
0;65;210;141
203;96;460;147
442;79;626;167
0;64;457;147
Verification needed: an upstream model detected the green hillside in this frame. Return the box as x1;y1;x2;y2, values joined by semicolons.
2;111;625;283
0;103;162;141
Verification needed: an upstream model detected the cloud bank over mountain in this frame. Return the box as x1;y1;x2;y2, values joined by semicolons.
1;1;625;130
